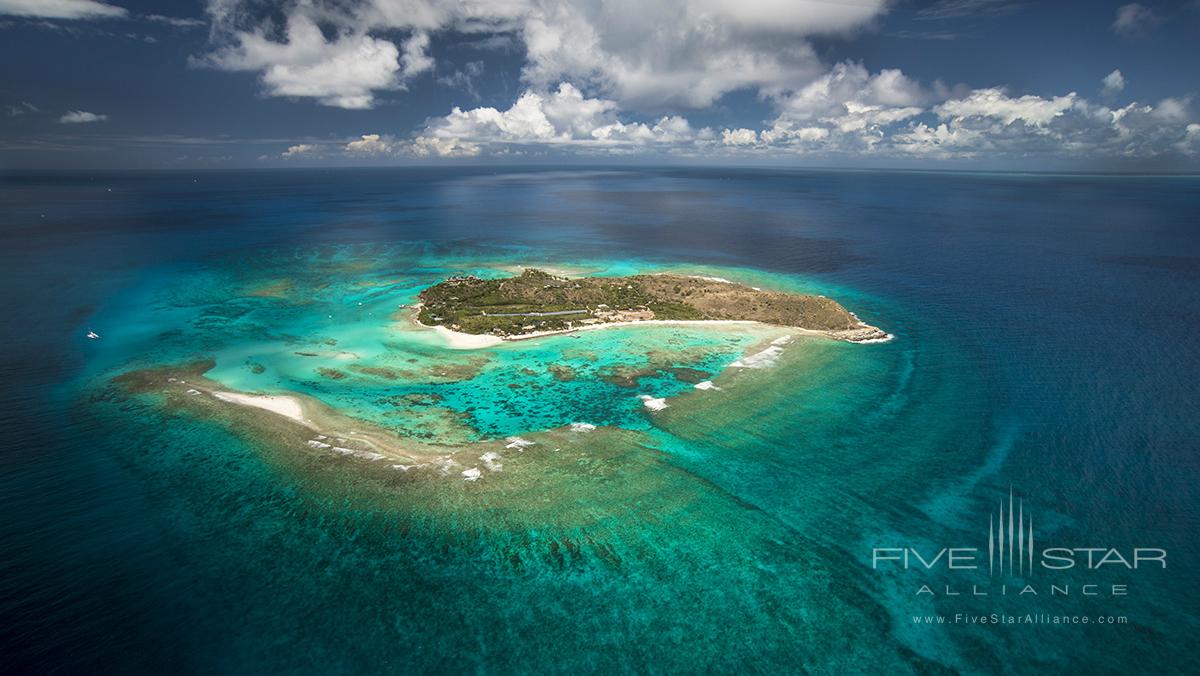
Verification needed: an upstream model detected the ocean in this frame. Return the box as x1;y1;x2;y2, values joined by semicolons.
1;167;1197;673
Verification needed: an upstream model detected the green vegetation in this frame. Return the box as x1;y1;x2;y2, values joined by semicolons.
417;268;877;338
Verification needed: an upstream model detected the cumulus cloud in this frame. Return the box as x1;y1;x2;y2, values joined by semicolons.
0;0;126;19
59;110;107;123
201;0;887;110
281;143;314;158
1178;124;1200;154
345;134;394;154
404;61;1196;164
891;89;1081;158
1147;96;1190;123
1112;3;1159;36
414;83;704;153
892;90;1195;159
721;128;758;146
514;0;885;107
189;1;1197;166
889;122;983;157
399;31;433;79
1102;69;1126;97
411;136;481;158
200;10;432;109
414;63;926;157
935;88;1076;126
757;62;928;150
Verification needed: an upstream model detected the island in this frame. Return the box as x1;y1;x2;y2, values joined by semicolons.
416;269;889;343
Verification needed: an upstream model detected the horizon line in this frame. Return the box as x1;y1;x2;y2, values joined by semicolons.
2;165;1199;179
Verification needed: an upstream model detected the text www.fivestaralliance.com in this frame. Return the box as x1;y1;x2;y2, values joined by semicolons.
913;613;1128;625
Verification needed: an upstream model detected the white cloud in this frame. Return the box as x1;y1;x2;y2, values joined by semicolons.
345;134;394;154
891;89;1079;158
760;126;829;145
144;14;205;28
1148;96;1190;123
399;31;433;79
890;122;984;157
408;69;1196;163
430;92;556;141
421;84;591;143
411;136;481;157
935;88;1076;126
1178;124;1200;154
1102;69;1125;97
202;0;887;110
759;62;927;150
722;128;758;146
597;115;695;144
192;1;1198;166
59;110;107;123
281;143;314;158
515;0;885;108
414;83;704;153
1112;3;1159;36
200;12;435;109
0;0;126;19
892;90;1195;159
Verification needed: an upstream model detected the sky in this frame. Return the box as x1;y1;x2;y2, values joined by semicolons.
1;0;1198;170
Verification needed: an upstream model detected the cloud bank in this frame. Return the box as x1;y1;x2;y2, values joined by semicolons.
200;0;887;110
401;64;1197;162
195;1;1198;166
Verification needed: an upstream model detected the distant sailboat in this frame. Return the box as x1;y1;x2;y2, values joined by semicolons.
86;330;100;339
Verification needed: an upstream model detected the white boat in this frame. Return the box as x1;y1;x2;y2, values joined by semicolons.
86;330;100;339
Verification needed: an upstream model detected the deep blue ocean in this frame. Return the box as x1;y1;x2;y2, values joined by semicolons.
1;168;1197;674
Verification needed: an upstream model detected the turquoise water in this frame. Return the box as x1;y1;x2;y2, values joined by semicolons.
86;249;785;440
2;169;1197;673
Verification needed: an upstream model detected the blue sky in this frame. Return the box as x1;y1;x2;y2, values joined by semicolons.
1;0;1198;170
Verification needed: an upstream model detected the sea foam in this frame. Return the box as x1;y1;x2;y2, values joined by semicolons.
480;451;503;471
432;457;461;475
729;335;793;369
504;437;535;450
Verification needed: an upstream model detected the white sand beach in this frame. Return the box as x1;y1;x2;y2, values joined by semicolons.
211;391;309;424
411;299;889;349
432;325;504;349
426;318;767;349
